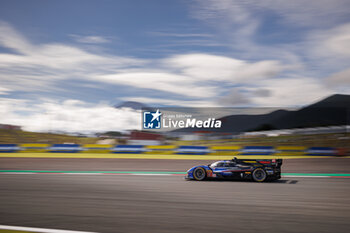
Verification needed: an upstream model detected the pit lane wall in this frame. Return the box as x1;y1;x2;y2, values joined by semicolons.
0;144;343;156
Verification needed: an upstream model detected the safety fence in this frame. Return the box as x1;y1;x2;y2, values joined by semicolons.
0;144;342;156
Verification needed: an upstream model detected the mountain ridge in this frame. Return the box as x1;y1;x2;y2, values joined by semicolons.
173;94;350;133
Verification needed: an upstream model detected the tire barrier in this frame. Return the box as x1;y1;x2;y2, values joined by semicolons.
176;146;211;155
49;144;82;153
20;144;49;152
305;147;338;156
0;144;343;156
112;145;146;153
0;144;20;152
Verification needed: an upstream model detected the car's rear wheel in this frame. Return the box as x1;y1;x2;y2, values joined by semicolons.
193;167;206;181
252;168;267;182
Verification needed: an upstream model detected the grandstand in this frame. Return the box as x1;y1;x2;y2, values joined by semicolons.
0;128;349;155
0;129;98;144
172;132;350;150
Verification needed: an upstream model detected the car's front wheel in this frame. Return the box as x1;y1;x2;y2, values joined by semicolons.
193;167;206;181
252;168;267;182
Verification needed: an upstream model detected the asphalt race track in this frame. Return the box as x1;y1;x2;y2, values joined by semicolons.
1;157;350;173
0;158;349;233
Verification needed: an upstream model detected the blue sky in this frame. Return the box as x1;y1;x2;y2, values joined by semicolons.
0;0;350;132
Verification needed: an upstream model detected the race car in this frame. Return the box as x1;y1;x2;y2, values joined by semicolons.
185;157;282;182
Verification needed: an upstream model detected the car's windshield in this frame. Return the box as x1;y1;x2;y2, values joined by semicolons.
209;161;222;168
210;161;235;168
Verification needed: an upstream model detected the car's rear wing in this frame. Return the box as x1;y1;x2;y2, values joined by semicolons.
233;158;282;168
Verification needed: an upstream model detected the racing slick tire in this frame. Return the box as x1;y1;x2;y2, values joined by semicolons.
193;167;207;181
252;168;267;182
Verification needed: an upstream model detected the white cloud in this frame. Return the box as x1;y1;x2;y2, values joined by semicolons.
0;21;145;92
325;68;350;92
189;0;306;67
190;0;350;66
95;54;284;99
120;97;217;107
191;0;258;48
192;0;350;28
149;31;214;38
164;53;284;82
253;0;350;27
217;89;250;106
0;21;290;101
300;23;350;77
0;98;141;132
311;23;350;58
0;87;11;95
248;77;333;107
71;35;111;44
0;19;345;119
187;0;350;107
96;72;218;98
0;21;33;54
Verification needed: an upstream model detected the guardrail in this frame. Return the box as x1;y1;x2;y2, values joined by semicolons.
0;144;344;156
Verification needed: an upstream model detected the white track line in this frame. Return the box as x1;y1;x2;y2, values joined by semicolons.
282;175;329;178
0;224;97;233
0;172;36;174
63;173;102;175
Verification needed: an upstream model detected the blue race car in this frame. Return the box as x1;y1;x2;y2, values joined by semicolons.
185;157;282;182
